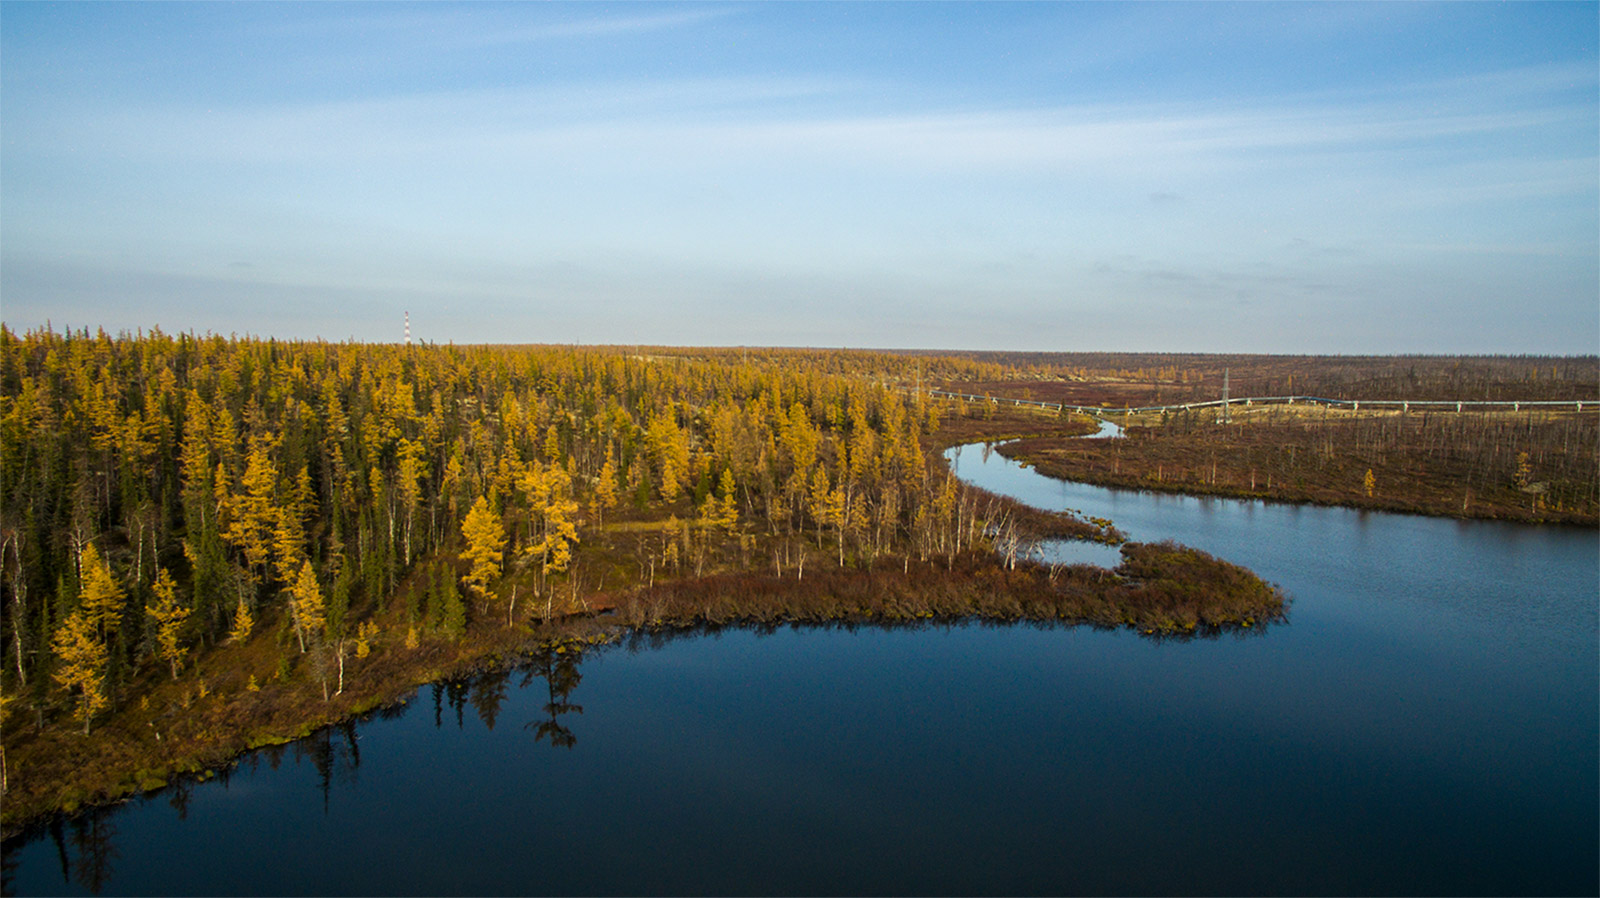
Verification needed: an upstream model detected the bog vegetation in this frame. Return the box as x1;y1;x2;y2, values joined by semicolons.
932;352;1599;406
930;353;1598;523
998;399;1598;523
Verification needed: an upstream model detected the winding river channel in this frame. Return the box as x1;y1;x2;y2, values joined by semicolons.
4;443;1596;895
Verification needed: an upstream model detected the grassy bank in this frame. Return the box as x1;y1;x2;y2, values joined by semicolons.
926;406;1123;542
604;544;1282;635
1;539;1280;837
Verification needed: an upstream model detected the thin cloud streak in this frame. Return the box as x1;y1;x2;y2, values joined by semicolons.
3;4;1593;353
463;7;738;44
252;5;738;47
26;65;1591;181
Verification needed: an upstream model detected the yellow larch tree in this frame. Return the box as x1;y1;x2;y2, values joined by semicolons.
51;608;108;734
703;469;740;534
77;544;124;642
272;504;306;586
288;560;325;654
228;595;254;643
225;439;278;576
646;410;689;502
779;402;819;473
460;495;506;611
178;391;213;514
592;451;619;526
145;566;191;679
522;464;580;621
395;438;426;566
808;466;841;545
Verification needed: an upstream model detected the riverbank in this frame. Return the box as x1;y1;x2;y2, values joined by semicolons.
998;428;1597;525
601;545;1281;634
0;600;591;836
0;535;1282;837
22;395;1502;835
930;365;1600;527
942;401;1597;526
15;397;1347;837
13;424;1594;898
0;404;1252;837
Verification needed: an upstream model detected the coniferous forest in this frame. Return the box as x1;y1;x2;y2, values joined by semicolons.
1;326;1290;829
0;329;968;727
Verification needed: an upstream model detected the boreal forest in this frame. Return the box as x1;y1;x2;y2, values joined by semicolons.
5;326;1296;828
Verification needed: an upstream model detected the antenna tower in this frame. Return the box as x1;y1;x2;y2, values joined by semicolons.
405;311;411;347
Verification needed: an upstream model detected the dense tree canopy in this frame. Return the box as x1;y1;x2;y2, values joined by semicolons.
0;327;1007;732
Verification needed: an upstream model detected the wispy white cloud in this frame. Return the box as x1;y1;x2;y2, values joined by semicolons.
9;56;1592;314
24;61;1592;186
4;0;1593;360
461;7;738;44
254;5;738;48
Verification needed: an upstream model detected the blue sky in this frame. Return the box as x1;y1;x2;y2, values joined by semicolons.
3;2;1596;352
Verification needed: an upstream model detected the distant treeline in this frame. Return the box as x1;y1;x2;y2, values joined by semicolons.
925;352;1599;405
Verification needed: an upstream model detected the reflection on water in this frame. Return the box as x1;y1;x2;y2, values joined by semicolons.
525;648;584;749
25;793;123;895
4;645;588;896
1036;538;1123;567
63;816;116;896
470;670;509;731
6;719;374;896
3;449;1595;896
428;645;586;748
956;439;1126;569
309;722;361;813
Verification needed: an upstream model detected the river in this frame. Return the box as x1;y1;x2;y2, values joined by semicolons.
4;443;1596;895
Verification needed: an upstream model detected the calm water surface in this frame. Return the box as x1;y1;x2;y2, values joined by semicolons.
5;444;1595;896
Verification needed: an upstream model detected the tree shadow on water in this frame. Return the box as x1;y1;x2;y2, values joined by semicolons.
523;647;584;750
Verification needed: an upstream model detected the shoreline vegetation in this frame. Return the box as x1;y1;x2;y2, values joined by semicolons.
5;336;1588;837
935;353;1597;526
2;539;1288;841
992;404;1597;526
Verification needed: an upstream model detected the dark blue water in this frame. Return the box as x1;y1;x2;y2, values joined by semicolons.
5;445;1596;896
